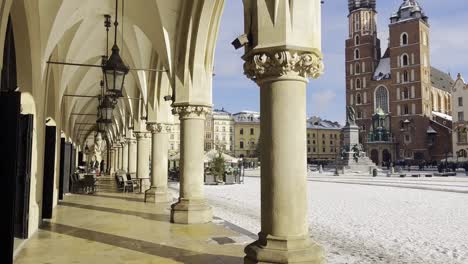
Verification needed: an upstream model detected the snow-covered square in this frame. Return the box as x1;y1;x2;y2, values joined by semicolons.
172;170;468;264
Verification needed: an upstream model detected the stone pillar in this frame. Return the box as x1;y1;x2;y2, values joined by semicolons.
117;144;123;171
243;51;325;264
122;141;129;173
170;106;212;224
128;136;137;175
146;123;172;203
241;2;324;262
109;148;115;174
135;131;151;188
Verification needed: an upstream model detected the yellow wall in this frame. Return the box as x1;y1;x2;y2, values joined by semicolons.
307;128;342;161
234;122;261;157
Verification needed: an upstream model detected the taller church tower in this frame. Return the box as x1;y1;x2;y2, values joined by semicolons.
345;0;381;134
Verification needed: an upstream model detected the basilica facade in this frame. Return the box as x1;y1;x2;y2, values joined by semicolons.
346;0;453;164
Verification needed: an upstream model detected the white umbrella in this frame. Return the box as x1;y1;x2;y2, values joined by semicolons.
204;149;239;163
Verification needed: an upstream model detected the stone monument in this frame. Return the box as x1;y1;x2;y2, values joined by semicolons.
337;106;377;174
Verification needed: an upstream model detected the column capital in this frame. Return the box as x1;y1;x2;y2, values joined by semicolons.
243;49;324;83
135;131;151;140
147;123;172;134
172;105;211;120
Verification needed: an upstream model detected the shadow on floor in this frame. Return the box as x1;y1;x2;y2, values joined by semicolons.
76;193;146;203
40;222;243;264
58;201;170;222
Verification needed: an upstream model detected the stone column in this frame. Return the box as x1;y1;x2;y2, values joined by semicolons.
135;131;151;188
128;136;137;175
117;144;122;171
146;123;172;203
122;140;129;173
243;50;325;264
109;148;115;174
170;106;212;224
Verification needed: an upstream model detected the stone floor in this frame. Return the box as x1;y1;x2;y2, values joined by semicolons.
14;177;252;264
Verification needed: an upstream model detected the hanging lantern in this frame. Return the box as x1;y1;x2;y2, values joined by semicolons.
98;96;114;124
102;0;129;97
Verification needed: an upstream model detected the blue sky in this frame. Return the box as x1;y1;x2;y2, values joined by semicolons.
212;0;468;124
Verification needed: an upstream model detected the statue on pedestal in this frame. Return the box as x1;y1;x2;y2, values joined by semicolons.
346;106;356;126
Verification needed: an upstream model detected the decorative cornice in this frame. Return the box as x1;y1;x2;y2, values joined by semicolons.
134;131;151;140
172;105;212;119
243;50;324;82
147;123;172;134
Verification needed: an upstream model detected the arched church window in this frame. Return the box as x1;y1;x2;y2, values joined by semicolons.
356;93;362;105
355;35;360;45
403;71;409;83
401;32;408;46
355;49;360;59
355;63;360;74
356;78;361;89
375;86;389;113
401;54;409;66
403;87;409;99
404;104;409;115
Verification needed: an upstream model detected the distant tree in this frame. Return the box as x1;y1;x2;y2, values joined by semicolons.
211;151;225;182
254;134;261;158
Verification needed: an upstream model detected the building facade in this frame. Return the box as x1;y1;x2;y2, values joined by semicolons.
346;0;453;163
233;111;261;158
211;109;235;153
168;116;181;156
452;74;468;161
306;117;342;163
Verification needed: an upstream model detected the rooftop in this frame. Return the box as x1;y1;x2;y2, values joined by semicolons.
307;117;342;130
431;67;454;92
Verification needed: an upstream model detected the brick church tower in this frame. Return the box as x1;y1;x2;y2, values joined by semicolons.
345;0;381;138
345;0;453;164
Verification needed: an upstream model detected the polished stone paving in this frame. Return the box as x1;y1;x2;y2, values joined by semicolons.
14;181;251;264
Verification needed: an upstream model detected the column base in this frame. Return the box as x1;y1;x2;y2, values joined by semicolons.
170;199;212;224
244;233;325;264
144;187;172;203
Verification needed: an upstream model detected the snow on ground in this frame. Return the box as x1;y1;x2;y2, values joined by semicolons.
172;170;468;264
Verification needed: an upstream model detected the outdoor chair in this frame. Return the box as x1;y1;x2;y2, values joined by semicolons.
115;175;125;192
125;173;140;193
83;174;97;194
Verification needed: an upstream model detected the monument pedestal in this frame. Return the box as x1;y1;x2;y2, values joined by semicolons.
338;123;377;174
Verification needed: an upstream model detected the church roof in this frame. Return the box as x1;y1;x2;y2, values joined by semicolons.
373;57;391;81
431;67;454;92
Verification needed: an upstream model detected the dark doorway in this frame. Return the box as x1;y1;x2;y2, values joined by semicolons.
0;92;20;264
15;114;33;239
59;139;72;200
1;15;19;264
383;149;392;164
42;125;56;219
370;149;379;165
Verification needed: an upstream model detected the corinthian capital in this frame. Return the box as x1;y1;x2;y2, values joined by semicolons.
243;50;324;82
134;131;151;140
147;123;172;134
172;105;211;120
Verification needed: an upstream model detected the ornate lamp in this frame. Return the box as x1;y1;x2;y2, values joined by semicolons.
102;0;129;97
98;95;114;124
